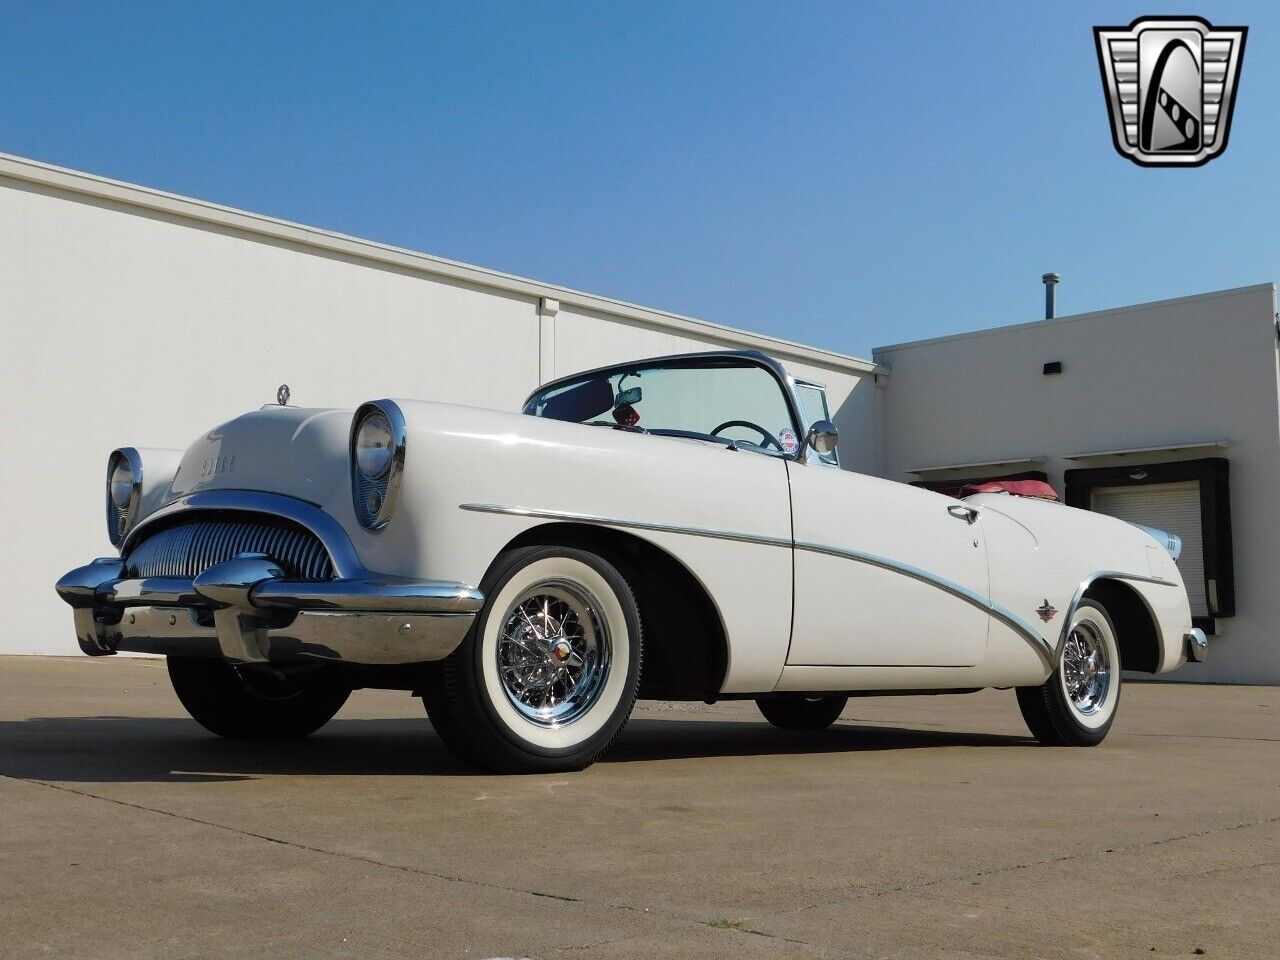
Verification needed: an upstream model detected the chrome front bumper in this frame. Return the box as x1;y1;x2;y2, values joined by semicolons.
56;554;484;666
1185;627;1208;663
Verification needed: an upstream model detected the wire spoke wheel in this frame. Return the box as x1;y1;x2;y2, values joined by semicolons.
1016;598;1122;747
231;666;310;703
1060;621;1111;717
496;579;611;727
424;546;642;772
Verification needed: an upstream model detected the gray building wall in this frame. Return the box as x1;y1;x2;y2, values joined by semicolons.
0;154;878;657
874;284;1280;684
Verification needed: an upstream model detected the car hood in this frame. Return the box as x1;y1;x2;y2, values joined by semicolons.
167;405;354;507
965;489;1160;553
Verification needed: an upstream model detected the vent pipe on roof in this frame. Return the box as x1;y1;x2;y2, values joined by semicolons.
1042;272;1060;319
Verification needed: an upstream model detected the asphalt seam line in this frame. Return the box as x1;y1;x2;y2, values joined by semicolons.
5;773;816;951
809;812;1280;910
7;774;584;904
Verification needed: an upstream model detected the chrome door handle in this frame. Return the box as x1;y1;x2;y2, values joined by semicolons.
947;505;979;524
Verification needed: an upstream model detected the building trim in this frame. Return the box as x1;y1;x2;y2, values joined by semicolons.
873;282;1277;356
1065;439;1230;461
0;151;881;377
907;456;1047;476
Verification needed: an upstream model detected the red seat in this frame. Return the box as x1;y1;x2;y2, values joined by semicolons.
961;479;1059;501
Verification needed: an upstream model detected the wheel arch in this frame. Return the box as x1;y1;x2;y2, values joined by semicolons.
494;522;730;699
1081;577;1161;673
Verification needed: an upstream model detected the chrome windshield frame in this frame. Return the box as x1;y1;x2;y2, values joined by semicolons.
521;349;809;461
790;375;841;468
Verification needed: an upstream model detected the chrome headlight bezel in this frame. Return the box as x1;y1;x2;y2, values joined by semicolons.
106;447;143;546
109;458;134;510
354;409;395;480
350;400;406;531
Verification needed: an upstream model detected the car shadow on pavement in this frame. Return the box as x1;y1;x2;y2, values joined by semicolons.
0;714;1033;784
610;718;1033;763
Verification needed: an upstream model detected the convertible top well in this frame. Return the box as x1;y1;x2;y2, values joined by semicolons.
962;479;1060;501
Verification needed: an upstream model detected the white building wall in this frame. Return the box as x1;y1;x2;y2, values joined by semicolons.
0;155;878;656
874;284;1280;684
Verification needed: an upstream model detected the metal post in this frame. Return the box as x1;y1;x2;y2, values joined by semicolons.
1042;273;1060;320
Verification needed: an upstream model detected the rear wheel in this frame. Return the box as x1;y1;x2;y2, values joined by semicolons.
756;695;848;731
423;546;643;773
1017;599;1121;746
167;657;350;739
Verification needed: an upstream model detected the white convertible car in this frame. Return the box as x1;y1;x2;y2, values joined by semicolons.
58;350;1206;771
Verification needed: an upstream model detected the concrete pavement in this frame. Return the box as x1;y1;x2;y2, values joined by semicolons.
1;655;1277;959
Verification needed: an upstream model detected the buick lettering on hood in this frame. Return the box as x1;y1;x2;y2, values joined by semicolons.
57;351;1205;772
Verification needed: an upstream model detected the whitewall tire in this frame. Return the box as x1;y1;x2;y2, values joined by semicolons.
424;546;643;773
1016;599;1121;746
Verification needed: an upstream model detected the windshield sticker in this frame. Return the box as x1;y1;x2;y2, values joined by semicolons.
779;427;799;455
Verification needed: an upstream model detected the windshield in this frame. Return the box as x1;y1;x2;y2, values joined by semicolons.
523;357;799;455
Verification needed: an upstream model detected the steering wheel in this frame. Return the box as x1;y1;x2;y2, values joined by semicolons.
710;419;782;451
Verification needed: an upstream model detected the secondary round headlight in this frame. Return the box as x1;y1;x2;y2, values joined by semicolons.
106;448;144;546
350;401;406;531
355;410;394;479
109;457;135;509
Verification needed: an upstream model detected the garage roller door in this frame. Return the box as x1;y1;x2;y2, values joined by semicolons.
1090;480;1207;617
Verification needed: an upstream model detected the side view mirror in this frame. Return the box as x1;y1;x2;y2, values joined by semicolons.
804;419;839;457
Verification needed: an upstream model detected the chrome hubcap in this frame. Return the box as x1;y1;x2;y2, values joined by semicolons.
1062;621;1111;716
496;580;610;727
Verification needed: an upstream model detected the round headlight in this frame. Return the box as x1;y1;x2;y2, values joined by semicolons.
109;458;135;509
355;410;394;479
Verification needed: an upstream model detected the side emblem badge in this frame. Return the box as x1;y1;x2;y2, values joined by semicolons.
1035;599;1058;623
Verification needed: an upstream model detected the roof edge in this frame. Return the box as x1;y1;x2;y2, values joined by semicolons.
873;282;1277;356
0;151;882;376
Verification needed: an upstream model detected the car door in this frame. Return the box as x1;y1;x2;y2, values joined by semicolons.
787;465;991;667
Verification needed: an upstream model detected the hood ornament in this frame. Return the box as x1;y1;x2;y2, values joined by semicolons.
276;384;291;407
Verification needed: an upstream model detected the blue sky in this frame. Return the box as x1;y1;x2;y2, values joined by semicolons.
2;1;1275;357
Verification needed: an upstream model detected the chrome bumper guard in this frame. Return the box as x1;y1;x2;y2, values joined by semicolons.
56;554;484;666
1185;627;1208;663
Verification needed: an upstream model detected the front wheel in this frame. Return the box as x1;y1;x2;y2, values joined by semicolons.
757;695;848;731
167;657;351;739
1016;599;1121;746
423;546;643;773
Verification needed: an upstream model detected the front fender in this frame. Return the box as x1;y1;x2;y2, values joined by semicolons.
360;400;796;693
971;493;1194;678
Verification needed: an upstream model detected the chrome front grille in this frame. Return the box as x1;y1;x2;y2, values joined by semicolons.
125;517;335;581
